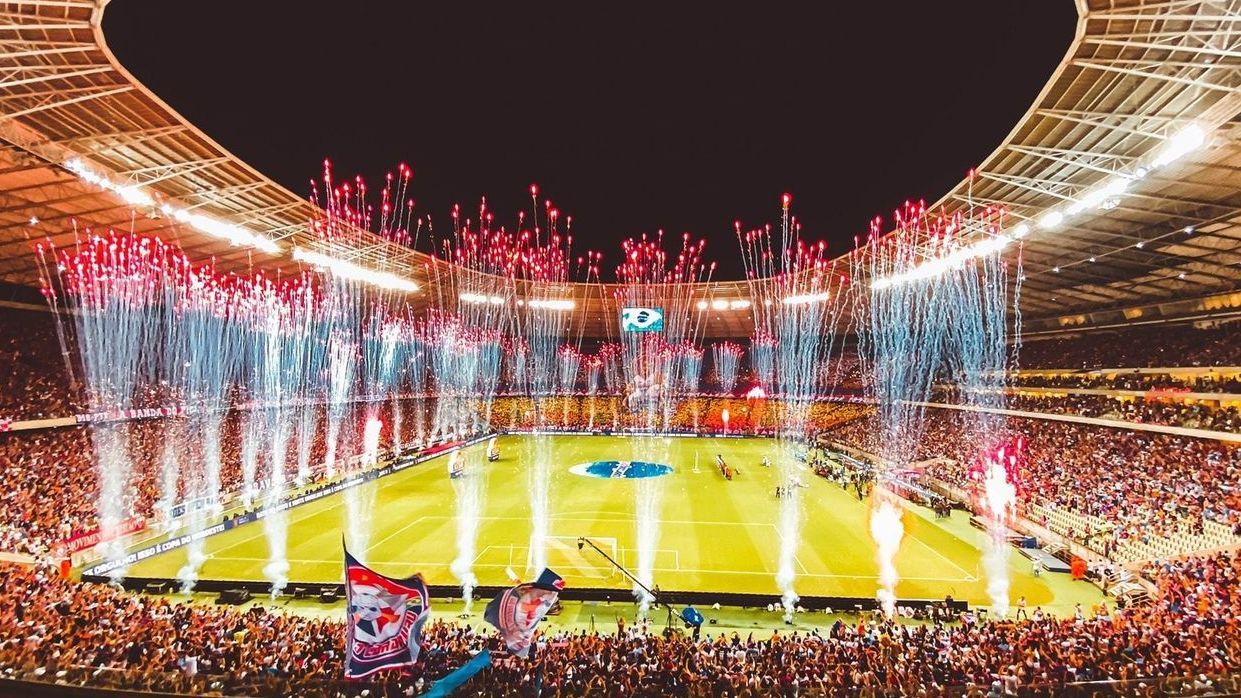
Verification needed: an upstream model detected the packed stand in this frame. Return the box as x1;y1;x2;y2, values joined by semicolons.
1;557;1238;696
0;306;82;420
1008;371;1241;393
1019;324;1241;370
939;391;1241;434
828;411;1241;559
0;398;435;557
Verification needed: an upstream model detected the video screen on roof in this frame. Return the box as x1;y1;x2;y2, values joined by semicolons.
620;307;664;332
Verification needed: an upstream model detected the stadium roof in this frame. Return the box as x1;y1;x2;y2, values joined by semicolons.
0;0;1239;338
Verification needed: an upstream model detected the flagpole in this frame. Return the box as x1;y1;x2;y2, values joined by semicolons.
577;536;679;629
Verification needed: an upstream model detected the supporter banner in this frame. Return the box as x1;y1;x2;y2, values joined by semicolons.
85;521;228;576
56;516;147;556
1144;386;1192;402
168;494;220;520
75;405;185;425
345;548;431;679
484;568;564;658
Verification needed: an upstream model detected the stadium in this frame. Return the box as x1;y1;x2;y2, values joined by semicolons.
0;1;1239;696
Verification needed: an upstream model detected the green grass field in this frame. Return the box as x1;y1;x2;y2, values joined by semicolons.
126;435;1085;609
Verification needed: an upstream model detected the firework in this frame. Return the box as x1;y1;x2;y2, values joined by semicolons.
737;195;852;621
855;199;1018;615
711;341;744;394
614;230;714;615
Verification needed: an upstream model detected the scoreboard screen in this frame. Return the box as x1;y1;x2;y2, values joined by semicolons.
620;307;664;332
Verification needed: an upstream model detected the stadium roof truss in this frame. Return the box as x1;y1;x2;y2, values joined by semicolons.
0;0;1238;337
902;0;1241;331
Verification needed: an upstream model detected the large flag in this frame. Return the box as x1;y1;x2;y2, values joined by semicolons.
484;568;564;658
344;548;431;679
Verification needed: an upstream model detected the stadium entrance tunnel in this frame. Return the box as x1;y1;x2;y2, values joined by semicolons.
569;460;673;479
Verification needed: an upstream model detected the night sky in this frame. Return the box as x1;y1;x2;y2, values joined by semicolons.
103;2;1076;279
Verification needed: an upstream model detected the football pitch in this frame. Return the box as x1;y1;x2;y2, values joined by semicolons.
126;434;1065;608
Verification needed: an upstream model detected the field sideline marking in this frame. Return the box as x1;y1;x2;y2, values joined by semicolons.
363;515;431;553
200;477;380;557
203;555;971;584
899;530;977;581
173;485;433;564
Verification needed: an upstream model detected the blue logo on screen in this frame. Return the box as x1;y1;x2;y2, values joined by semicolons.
621;307;664;332
570;460;673;479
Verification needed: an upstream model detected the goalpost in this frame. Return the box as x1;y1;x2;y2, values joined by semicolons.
539;535;620;582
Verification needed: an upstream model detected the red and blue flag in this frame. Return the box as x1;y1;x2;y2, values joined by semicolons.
484;568;564;658
344;548;431;679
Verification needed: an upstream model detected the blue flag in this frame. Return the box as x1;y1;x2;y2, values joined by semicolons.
681;606;704;627
420;649;492;698
484;568;563;658
344;548;431;679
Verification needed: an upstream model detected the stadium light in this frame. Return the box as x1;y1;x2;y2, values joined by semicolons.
459;292;504;305
293;247;419;292
64;158;282;255
781;291;831;305
527;298;575;310
1070;176;1130;214
1039;210;1064;230
869;123;1209;289
700;299;750;311
1151;124;1205;168
871;233;1010;290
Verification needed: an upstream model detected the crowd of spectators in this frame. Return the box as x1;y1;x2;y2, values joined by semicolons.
938;391;1241;434
1007;372;1241;394
828;411;1241;558
1143;552;1239;622
483;396;869;435
0;552;1237;697
1019;325;1241;370
0;397;434;557
0;306;81;420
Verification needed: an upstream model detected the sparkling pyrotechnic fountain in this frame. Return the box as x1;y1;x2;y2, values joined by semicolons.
615;230;714;616
855;199;1020;616
737;194;852;622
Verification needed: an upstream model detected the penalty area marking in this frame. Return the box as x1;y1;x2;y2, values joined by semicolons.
408;514;807;575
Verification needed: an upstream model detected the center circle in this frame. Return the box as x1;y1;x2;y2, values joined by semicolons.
569;460;674;479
